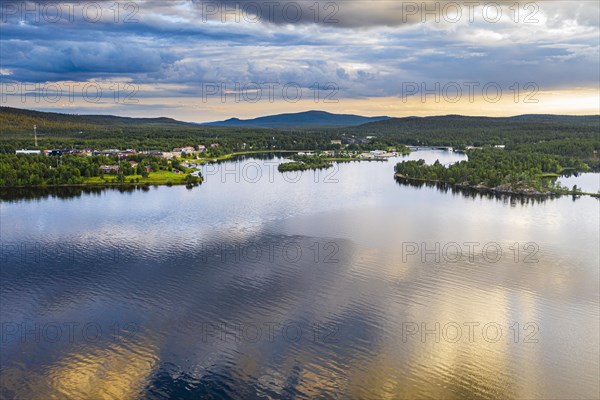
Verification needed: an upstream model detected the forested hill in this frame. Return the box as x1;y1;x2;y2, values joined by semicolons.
0;106;279;152
0;106;195;135
343;114;600;147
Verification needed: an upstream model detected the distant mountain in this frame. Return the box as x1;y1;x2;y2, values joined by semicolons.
203;110;390;128
2;106;597;142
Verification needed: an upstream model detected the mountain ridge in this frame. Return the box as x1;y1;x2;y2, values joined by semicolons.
202;110;391;128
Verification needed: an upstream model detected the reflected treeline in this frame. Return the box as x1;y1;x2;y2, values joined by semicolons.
560;170;585;178
215;152;295;164
0;184;153;202
393;176;575;205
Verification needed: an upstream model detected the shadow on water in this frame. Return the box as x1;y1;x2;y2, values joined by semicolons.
215;152;297;164
393;176;570;206
0;185;152;203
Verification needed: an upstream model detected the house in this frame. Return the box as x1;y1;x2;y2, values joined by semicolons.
210;143;220;148
16;149;41;155
182;146;195;153
129;161;139;168
330;140;342;145
101;165;120;174
197;145;206;152
172;147;183;153
142;150;163;156
144;166;153;173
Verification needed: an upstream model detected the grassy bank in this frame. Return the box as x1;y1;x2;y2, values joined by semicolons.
83;170;192;185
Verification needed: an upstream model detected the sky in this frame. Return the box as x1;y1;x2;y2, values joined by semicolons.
1;0;599;122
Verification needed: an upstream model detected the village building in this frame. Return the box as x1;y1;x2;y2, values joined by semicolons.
101;165;120;174
16;149;41;155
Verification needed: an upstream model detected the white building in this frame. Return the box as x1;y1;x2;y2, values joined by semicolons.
16;149;41;155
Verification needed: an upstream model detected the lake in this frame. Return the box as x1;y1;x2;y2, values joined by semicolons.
1;150;598;399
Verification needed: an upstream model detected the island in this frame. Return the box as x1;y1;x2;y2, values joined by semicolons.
394;148;597;197
277;149;408;172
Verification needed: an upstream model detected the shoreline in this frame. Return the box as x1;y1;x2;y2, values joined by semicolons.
0;151;396;188
198;150;403;163
0;181;197;189
394;173;599;198
195;150;309;162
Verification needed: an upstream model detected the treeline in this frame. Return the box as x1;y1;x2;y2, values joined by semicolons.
394;149;590;192
0;133;393;156
508;139;600;165
0;154;190;187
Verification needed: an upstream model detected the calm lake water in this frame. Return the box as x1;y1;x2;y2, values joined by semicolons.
557;172;600;194
1;150;599;399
